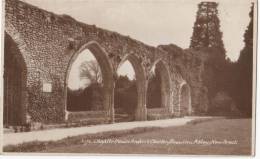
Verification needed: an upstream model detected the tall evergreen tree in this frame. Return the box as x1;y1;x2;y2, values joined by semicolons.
190;2;225;55
236;4;254;117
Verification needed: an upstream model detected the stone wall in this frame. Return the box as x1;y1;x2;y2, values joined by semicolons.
159;45;210;114
5;0;188;124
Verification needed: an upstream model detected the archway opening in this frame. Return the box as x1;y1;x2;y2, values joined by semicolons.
65;42;114;122
115;60;137;122
115;54;146;122
67;49;104;111
147;61;171;110
180;84;191;116
4;33;27;127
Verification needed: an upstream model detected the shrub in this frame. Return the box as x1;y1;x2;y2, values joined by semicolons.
209;91;241;116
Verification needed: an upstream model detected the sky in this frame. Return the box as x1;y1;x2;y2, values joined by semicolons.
22;0;253;61
21;0;253;89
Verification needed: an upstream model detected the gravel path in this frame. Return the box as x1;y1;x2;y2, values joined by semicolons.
3;116;212;146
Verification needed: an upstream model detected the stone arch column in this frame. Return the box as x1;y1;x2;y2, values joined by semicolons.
117;53;147;121
65;41;115;122
179;82;192;116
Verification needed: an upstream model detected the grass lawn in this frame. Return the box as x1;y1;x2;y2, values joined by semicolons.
4;118;252;155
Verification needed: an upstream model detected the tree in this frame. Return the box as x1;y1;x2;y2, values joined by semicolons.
235;4;254;117
67;60;104;111
190;2;225;56
189;2;232;116
80;60;102;84
67;83;104;111
114;75;137;115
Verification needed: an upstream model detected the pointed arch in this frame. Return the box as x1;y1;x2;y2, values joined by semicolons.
153;60;171;110
65;41;114;122
116;53;147;121
179;82;192;116
4;32;28;126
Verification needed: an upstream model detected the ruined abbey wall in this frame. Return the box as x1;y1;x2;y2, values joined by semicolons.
5;0;192;124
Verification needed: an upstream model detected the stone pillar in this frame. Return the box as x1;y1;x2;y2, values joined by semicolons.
109;82;115;123
168;91;174;114
65;110;69;121
135;80;147;121
103;84;114;123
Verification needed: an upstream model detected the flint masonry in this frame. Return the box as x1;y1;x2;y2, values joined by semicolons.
4;0;195;127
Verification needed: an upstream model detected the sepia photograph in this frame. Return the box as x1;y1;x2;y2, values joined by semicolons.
1;0;257;156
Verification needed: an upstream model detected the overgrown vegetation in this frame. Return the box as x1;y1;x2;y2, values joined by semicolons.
67;84;104;111
114;75;138;115
230;4;254;117
187;2;254;117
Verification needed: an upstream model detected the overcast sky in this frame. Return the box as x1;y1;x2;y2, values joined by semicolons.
22;0;253;61
21;0;253;89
